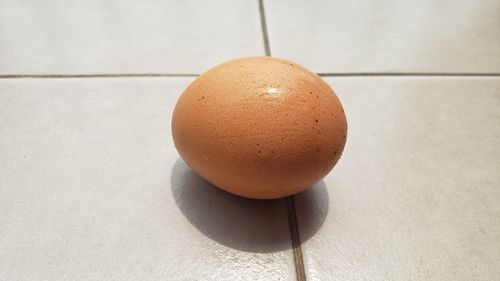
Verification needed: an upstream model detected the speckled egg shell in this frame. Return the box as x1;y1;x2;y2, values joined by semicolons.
172;57;347;199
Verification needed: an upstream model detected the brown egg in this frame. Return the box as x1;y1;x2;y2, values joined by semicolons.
172;57;347;199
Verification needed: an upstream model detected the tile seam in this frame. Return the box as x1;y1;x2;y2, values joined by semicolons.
258;0;271;56
0;73;199;79
286;196;307;281
317;72;500;77
1;73;498;79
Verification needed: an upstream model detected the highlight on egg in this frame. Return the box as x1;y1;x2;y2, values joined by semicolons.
172;57;347;199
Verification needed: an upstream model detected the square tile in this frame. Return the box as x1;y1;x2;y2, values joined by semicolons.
295;77;500;280
0;0;263;74
0;78;295;281
265;0;500;73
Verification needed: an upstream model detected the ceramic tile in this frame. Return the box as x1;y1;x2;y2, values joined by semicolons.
0;0;263;74
0;78;294;281
265;0;500;73
295;77;500;280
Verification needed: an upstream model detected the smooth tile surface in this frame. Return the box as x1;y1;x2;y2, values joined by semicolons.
0;78;294;281
0;0;263;74
265;0;500;73
295;77;500;280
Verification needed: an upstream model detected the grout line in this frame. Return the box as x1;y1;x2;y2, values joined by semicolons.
286;196;307;281
260;0;307;277
1;73;498;79
258;0;271;56
317;72;500;77
0;73;199;79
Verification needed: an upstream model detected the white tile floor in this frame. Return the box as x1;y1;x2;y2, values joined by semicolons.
266;0;500;74
297;78;500;281
0;79;294;280
0;0;263;74
0;1;499;281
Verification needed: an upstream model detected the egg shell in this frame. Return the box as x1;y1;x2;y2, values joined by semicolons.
172;57;347;199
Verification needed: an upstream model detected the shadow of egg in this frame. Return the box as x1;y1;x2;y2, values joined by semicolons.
293;180;330;243
170;158;329;253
